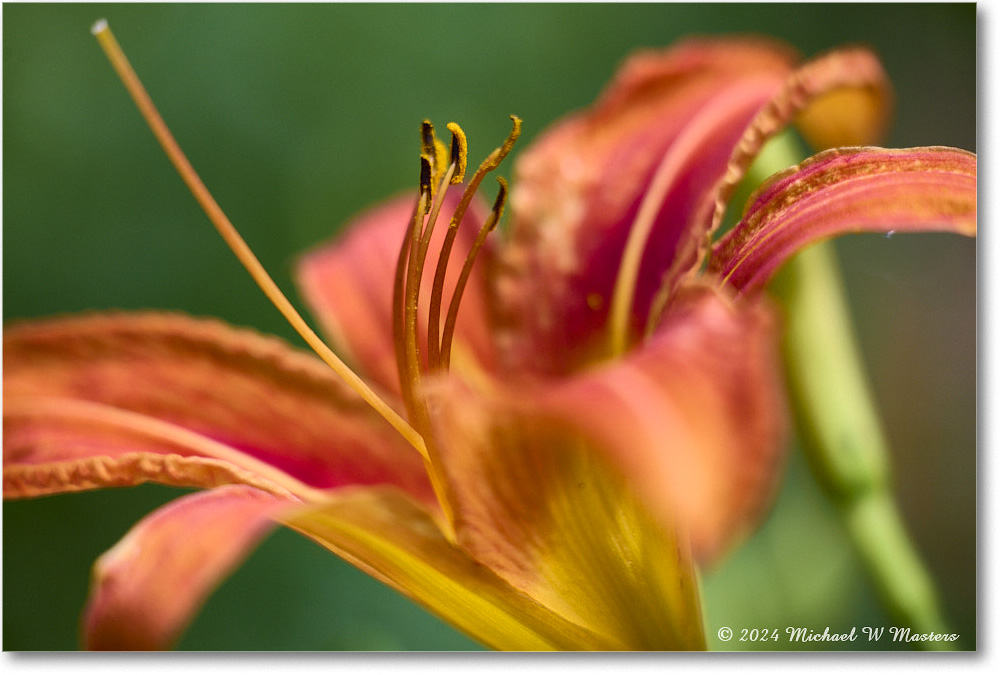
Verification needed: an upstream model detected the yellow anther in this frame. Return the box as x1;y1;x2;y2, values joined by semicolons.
446;123;468;184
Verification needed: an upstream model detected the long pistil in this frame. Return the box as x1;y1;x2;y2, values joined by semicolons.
91;20;428;460
402;158;434;431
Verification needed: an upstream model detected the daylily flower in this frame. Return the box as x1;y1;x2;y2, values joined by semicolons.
3;29;976;652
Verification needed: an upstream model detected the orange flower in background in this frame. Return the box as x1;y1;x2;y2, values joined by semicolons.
2;26;976;651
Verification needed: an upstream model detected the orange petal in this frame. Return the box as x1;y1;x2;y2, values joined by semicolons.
4;396;318;500
431;285;786;577
496;42;894;373
709;146;977;294
497;38;797;374
286;486;617;650
426;399;706;649
295;190;496;395
3;312;433;502
420;291;778;646
545;286;788;561
682;46;892;277
82;485;289;650
792;47;893;151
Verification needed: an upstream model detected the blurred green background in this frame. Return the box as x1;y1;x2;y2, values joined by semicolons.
3;3;975;651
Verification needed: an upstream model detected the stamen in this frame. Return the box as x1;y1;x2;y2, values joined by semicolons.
427;117;521;368
439;177;508;369
403;161;433;417
91;20;428;460
404;145;459;373
422;124;465;368
426;229;458;369
391;159;458;538
418;162;457;269
417;126;465;269
391;189;427;422
451;116;521;233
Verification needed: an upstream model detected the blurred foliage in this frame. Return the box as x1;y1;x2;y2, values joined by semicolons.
3;3;975;650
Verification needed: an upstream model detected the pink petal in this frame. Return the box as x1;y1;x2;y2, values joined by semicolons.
295;190;496;395
3;312;434;502
709;146;977;294
82;485;289;650
494;40;893;374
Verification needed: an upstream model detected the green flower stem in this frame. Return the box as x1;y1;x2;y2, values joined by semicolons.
774;243;953;649
756;133;955;650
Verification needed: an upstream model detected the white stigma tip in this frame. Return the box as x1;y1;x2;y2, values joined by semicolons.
91;19;108;36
